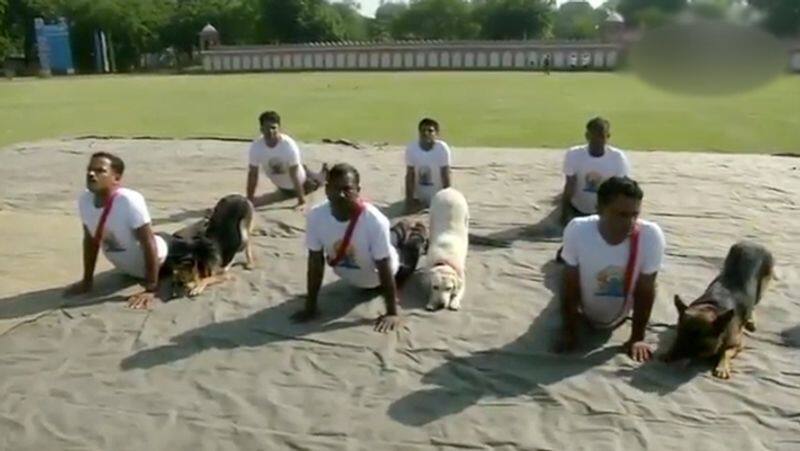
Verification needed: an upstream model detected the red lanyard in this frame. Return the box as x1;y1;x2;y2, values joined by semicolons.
92;188;119;248
327;200;365;267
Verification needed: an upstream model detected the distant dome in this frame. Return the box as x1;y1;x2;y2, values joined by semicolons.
606;11;625;24
200;23;218;35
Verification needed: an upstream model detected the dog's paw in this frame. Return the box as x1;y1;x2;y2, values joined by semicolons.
188;286;204;297
425;303;439;311
243;262;255;271
447;300;461;311
713;365;732;379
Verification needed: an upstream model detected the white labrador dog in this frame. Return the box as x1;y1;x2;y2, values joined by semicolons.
425;187;469;311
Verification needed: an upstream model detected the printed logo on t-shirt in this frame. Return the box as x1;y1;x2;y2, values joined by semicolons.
583;171;605;193
595;266;625;298
102;231;126;253
267;157;285;175
418;166;434;186
328;239;360;269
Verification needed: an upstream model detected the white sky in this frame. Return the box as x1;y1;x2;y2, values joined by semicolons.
348;0;607;18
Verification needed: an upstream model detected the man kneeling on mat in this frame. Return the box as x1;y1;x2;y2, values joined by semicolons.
554;176;666;362
292;163;428;333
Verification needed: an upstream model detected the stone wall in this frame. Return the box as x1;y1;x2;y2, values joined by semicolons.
200;40;800;74
200;41;623;73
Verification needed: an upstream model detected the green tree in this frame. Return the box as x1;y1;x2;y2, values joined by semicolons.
618;0;687;27
3;0;60;63
258;0;347;43
748;0;800;37
600;0;621;11
0;0;10;59
1;0;174;71
375;1;407;22
371;1;407;40
160;0;258;56
331;0;369;40
473;0;554;40
553;0;602;39
57;0;172;71
688;0;734;19
392;0;479;40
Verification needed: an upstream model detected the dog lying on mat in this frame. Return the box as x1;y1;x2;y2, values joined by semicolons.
664;240;774;379
168;194;256;298
425;187;469;311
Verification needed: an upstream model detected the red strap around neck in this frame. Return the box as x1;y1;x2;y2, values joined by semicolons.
328;199;365;267
594;222;641;328
623;224;641;299
93;188;120;248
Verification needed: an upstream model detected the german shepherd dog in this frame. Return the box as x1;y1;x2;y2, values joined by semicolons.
169;194;255;298
664;241;774;379
390;218;429;288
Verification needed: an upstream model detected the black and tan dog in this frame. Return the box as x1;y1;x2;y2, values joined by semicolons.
390;218;429;288
168;194;256;298
664;240;774;379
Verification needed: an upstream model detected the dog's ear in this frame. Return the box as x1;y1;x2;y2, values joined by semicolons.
674;295;688;317
449;273;462;298
713;309;735;334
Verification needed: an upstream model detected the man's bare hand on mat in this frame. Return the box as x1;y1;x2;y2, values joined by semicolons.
625;340;653;362
127;291;158;310
374;314;402;333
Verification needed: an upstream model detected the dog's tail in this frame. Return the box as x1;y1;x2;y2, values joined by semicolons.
207;195;252;235
722;241;774;302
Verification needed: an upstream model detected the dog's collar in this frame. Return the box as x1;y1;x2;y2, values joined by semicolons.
433;259;463;276
689;299;723;312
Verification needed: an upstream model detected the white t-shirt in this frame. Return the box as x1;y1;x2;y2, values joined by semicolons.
561;215;665;328
248;134;307;191
563;145;631;214
405;140;452;203
78;188;168;279
305;201;399;289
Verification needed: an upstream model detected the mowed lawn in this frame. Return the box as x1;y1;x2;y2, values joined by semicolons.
1;72;798;153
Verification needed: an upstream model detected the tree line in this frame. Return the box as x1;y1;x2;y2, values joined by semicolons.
1;0;797;72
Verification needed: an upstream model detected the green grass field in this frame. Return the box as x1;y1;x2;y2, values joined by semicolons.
1;72;798;153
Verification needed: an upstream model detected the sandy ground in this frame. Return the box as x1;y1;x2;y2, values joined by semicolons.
1;138;799;450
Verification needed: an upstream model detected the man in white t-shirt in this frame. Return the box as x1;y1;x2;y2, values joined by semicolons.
404;118;452;214
556;117;631;263
64;152;169;310
246;110;326;211
294;163;427;334
560;117;631;227
555;176;666;363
